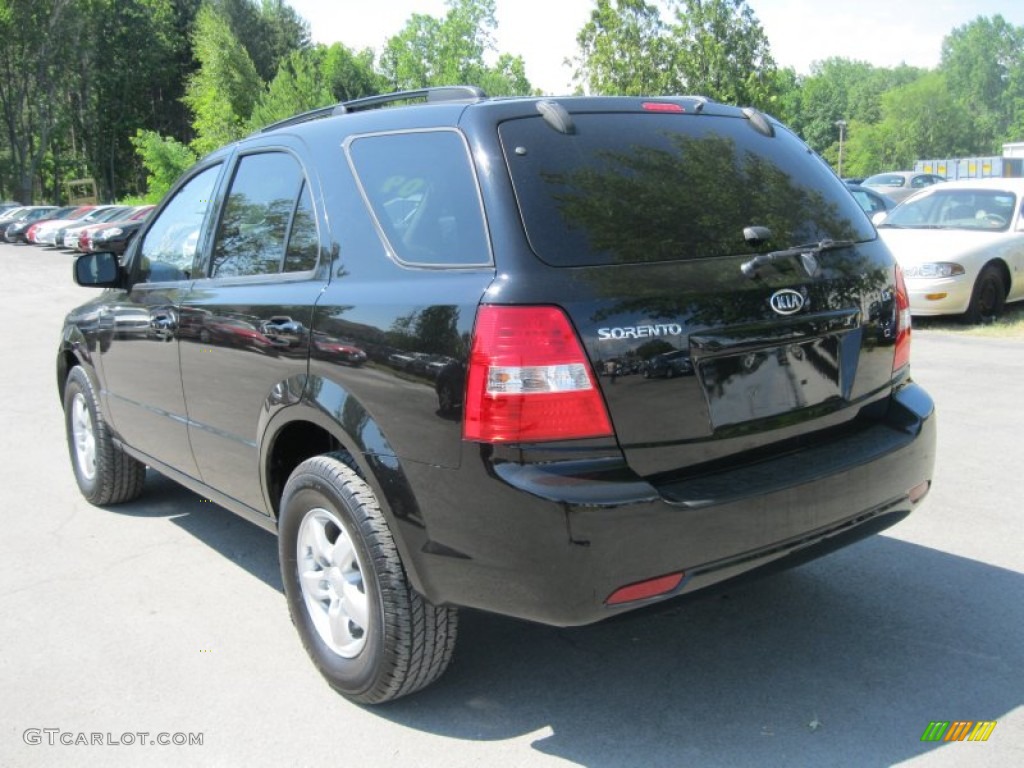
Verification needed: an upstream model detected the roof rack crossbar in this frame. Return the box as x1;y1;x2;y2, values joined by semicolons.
259;86;487;133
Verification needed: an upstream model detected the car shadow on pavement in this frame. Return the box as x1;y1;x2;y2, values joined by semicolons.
110;474;1021;767
108;469;283;591
376;536;1021;768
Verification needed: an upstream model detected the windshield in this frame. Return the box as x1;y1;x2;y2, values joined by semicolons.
880;189;1016;231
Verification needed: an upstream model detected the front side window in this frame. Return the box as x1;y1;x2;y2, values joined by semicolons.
347;130;491;267
137;165;221;282
210;152;317;278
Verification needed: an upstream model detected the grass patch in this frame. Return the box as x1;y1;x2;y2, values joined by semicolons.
913;300;1024;338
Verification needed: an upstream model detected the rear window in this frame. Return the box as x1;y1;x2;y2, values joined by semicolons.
498;113;873;267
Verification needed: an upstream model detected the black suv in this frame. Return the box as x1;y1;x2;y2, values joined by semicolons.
58;87;936;704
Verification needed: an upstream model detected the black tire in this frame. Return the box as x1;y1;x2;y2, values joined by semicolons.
63;366;146;505
964;265;1006;324
279;454;458;704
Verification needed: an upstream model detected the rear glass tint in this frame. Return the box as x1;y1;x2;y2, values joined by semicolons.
499;113;874;267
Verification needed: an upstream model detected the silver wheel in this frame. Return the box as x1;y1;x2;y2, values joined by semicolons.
280;454;458;703
71;392;97;481
297;507;370;658
63;366;146;505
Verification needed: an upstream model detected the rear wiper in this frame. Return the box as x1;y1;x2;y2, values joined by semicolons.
740;239;854;280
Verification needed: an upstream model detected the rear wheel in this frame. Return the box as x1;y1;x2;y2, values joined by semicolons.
279;454;458;704
63;366;146;505
964;265;1006;324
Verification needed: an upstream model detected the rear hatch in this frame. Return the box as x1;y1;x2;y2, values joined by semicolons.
497;101;905;479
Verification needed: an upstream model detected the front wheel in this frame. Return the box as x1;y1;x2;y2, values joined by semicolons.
964;265;1006;324
278;454;458;704
63;366;146;505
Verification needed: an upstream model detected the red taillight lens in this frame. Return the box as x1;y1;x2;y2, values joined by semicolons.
893;264;911;373
463;306;614;443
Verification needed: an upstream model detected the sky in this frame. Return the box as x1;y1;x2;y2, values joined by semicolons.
285;0;1024;95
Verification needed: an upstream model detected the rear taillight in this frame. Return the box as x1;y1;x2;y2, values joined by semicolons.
463;306;614;443
893;264;911;373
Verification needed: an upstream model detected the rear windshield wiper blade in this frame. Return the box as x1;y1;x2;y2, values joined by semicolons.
740;239;854;279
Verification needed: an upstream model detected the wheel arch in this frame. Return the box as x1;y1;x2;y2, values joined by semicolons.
982;258;1012;299
259;375;430;594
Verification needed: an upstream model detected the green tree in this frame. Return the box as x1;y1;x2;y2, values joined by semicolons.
571;0;780;108
182;3;264;156
130;129;197;202
0;0;80;201
210;0;310;82
249;47;333;129
667;0;778;108
380;0;532;95
571;0;673;95
323;44;383;102
842;72;975;175
941;14;1024;151
66;0;183;201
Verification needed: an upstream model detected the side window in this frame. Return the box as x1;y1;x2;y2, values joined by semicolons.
137;165;220;282
347;131;491;266
210;152;317;278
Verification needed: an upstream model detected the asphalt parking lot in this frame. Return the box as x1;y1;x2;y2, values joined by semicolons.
1;242;1021;767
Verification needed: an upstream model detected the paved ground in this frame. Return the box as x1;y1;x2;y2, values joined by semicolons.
0;242;1020;767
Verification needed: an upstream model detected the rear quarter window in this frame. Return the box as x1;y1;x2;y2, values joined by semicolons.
346;130;491;267
499;113;873;267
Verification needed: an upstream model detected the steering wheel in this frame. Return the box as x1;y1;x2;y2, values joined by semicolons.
982;213;1007;227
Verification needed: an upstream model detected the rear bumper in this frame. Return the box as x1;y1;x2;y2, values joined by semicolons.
399;383;936;626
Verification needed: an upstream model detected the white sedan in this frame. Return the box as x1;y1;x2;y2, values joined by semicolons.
876;178;1024;322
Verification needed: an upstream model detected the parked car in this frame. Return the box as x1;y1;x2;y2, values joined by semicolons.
862;171;945;203
79;206;155;254
0;201;26;217
846;184;897;218
0;205;58;240
27;206;97;245
875;177;1024;321
59;86;935;704
58;206;130;250
643;349;693;378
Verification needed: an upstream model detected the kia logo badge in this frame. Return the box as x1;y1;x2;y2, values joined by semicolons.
770;289;805;315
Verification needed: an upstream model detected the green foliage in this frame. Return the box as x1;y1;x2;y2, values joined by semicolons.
182;3;264;156
249;47;333;129
571;0;780;108
130;129;197;202
323;44;383;102
941;14;1024;152
572;0;674;95
668;0;779;109
210;0;310;82
380;0;532;96
841;73;975;175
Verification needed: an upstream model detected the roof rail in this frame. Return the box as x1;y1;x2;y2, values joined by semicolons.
259;86;488;133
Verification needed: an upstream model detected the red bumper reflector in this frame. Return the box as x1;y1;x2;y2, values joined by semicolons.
606;572;684;605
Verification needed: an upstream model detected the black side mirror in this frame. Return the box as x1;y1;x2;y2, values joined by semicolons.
74;252;121;287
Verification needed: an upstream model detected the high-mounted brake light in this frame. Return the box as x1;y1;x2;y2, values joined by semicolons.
463;306;614;443
893;264;911;373
642;102;685;113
